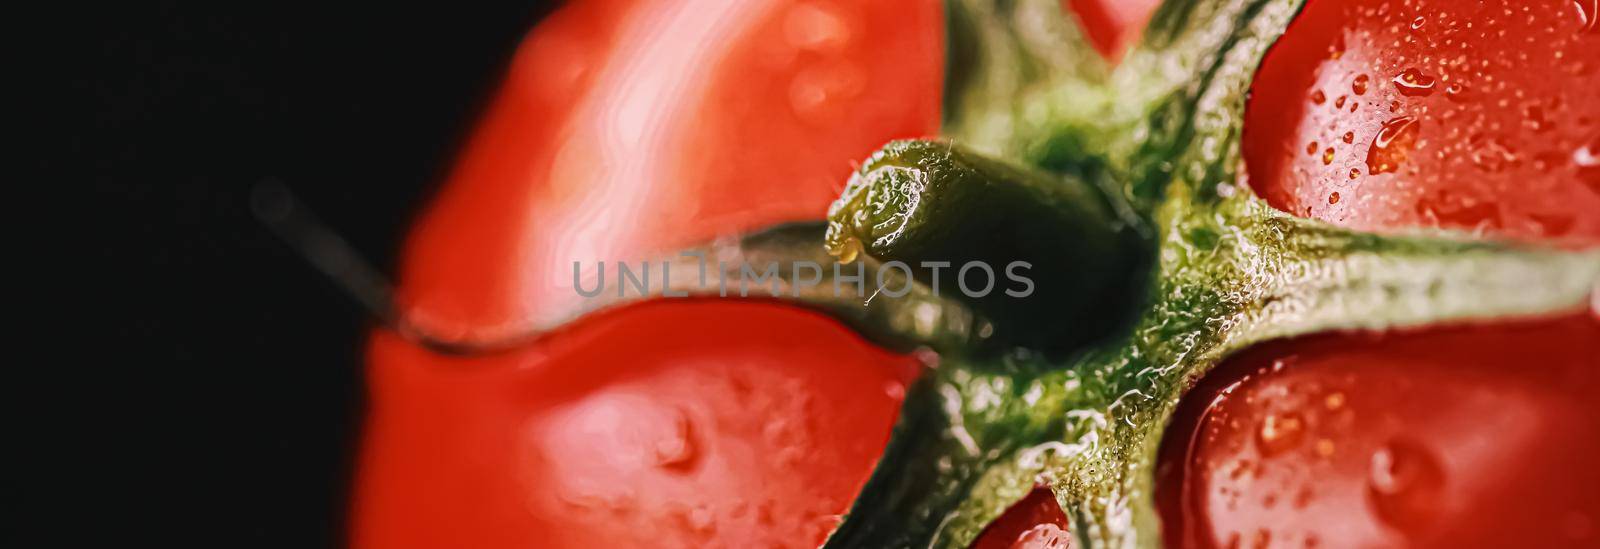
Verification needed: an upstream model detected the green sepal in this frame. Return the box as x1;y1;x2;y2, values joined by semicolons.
390;222;992;356
942;0;1113;174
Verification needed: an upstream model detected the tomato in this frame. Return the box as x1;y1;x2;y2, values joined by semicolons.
1066;0;1162;60
351;0;941;547
1244;0;1600;243
1157;315;1600;548
1156;1;1600;547
971;487;1075;549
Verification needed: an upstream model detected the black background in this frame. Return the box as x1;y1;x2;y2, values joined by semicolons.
47;1;556;546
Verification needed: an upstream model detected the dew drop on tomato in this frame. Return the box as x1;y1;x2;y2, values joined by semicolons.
971;486;1075;549
1577;0;1599;33
1365;439;1446;531
1244;0;1600;242
1392;68;1436;97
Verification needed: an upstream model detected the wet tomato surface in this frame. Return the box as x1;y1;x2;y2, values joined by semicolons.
1244;0;1600;243
1157;314;1600;548
971;487;1076;549
355;302;921;548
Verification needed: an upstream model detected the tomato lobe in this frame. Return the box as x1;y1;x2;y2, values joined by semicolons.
1157;315;1600;548
971;487;1075;549
1245;0;1600;243
356;1;943;547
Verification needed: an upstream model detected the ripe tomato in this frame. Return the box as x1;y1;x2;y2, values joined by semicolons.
351;0;940;547
1156;1;1600;547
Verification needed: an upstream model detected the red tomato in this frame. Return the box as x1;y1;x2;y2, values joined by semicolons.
1157;315;1600;548
1244;0;1600;243
351;0;941;547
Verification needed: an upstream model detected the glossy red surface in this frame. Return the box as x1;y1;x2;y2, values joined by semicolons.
354;302;921;548
1245;0;1600;243
1067;0;1162;60
1158;315;1600;548
971;487;1076;549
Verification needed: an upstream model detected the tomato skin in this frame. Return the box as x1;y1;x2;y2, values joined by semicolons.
352;0;942;547
970;487;1076;549
1244;0;1600;243
1157;315;1600;548
353;301;920;548
1066;0;1161;61
396;0;943;329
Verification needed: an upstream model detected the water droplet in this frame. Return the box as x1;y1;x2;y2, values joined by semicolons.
784;2;851;52
1411;16;1427;30
831;236;862;263
1013;523;1073;548
1524;104;1552;132
1328;192;1341;204
1367;440;1446;531
1315;439;1336;457
1335;95;1348;109
1323;147;1336;165
1353;74;1371;95
1577;139;1600;167
1367;116;1421;174
1252;529;1272;549
1576;0;1598;34
884;381;906;400
1470;136;1522;173
1393;68;1437;97
1311;89;1327;104
1324;392;1346;410
788;62;866;123
1444;81;1470;102
653;409;699;469
1577;139;1600;194
1342;131;1355;144
684;504;717;534
1256;413;1305;456
1349;167;1362;179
